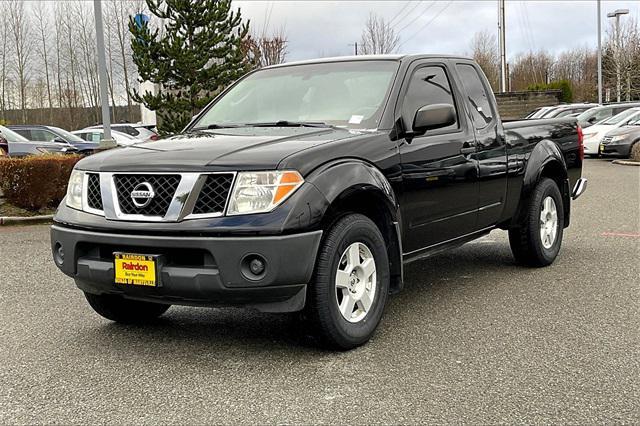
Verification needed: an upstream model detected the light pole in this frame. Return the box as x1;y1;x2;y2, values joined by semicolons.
607;8;629;103
498;0;507;93
93;0;115;149
597;0;602;104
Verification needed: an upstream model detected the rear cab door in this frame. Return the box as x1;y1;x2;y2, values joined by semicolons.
452;60;507;229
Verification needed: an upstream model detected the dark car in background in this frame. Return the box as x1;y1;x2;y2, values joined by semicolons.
0;125;77;156
599;116;640;157
8;124;98;155
577;102;640;128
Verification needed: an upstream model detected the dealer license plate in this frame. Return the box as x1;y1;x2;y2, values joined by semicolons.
114;253;158;287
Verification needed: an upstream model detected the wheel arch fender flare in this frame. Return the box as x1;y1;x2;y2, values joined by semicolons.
516;139;571;227
306;159;404;292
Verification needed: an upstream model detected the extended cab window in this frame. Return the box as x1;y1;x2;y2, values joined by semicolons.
456;64;494;129
402;66;458;133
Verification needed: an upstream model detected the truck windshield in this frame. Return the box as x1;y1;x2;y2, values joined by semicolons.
193;60;399;130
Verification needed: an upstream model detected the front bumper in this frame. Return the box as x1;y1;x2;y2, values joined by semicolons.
51;224;322;312
600;143;632;157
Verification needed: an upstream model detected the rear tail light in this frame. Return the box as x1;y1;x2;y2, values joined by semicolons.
577;125;584;161
150;134;159;141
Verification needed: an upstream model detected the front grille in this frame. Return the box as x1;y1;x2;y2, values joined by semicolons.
114;174;181;216
86;173;103;211
192;174;234;215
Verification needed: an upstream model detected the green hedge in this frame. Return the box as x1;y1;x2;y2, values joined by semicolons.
527;80;573;103
0;155;81;211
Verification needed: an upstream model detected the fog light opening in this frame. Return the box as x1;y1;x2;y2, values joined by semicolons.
241;254;267;281
54;242;64;266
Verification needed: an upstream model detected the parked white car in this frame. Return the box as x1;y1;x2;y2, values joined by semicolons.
72;129;143;146
583;107;640;156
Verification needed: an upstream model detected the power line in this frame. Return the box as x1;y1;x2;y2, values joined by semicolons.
392;1;428;33
388;1;412;27
397;1;453;50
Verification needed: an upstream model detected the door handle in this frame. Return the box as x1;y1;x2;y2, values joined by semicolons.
460;142;476;154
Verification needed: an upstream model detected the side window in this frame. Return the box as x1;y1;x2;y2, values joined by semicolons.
13;129;31;139
31;129;58;142
455;64;494;129
402;65;459;132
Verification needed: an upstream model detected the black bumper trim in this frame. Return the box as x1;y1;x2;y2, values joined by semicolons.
51;225;322;312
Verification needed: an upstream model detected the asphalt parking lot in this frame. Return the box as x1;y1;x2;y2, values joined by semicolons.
0;159;638;424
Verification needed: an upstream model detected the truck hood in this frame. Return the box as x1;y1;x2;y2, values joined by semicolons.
76;127;360;172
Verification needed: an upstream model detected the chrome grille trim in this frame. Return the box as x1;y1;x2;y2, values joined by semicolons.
84;171;237;222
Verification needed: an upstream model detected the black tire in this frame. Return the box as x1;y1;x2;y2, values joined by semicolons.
306;214;390;350
508;178;564;267
84;292;170;323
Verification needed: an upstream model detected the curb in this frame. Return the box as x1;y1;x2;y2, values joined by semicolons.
611;160;640;166
0;215;54;226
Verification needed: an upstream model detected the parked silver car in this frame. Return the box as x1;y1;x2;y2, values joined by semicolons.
0;125;77;157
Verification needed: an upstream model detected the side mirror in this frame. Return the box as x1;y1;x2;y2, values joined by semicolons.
53;137;66;143
413;103;456;133
588;117;597;124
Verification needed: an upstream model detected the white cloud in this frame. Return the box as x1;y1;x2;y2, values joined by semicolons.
235;0;639;61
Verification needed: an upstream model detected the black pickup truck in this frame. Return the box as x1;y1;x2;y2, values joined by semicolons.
51;55;587;349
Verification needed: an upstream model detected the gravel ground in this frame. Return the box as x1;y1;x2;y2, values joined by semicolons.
0;159;638;424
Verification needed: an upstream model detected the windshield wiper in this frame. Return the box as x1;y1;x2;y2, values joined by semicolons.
191;123;245;131
247;120;332;128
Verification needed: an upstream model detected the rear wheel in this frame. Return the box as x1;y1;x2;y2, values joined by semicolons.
306;214;389;350
84;292;170;323
508;178;564;266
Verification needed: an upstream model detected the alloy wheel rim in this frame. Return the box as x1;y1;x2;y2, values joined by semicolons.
539;196;558;249
335;242;377;323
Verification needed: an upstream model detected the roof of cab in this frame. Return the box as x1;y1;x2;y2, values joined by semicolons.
264;54;474;69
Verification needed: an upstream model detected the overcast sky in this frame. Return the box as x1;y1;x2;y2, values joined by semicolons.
234;1;640;61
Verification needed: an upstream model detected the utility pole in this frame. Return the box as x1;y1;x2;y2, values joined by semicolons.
597;0;602;104
348;42;358;56
498;0;507;93
607;9;629;103
93;0;115;148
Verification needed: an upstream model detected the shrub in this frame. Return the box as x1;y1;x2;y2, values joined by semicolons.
527;80;574;103
631;142;640;162
0;154;82;211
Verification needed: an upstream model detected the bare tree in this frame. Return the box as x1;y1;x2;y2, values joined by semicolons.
110;0;141;121
32;2;54;120
603;17;640;101
244;30;288;68
552;47;597;101
0;13;9;121
7;0;33;122
469;30;499;91
509;50;554;92
360;12;400;55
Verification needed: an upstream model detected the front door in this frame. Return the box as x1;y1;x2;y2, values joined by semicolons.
398;62;479;253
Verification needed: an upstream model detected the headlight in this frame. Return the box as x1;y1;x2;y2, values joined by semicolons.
66;170;85;210
227;170;304;215
609;135;626;143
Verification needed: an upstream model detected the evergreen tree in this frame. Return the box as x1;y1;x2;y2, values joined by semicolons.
129;0;250;134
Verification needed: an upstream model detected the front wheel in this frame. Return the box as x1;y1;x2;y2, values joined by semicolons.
84;292;171;323
508;178;564;266
306;214;390;350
